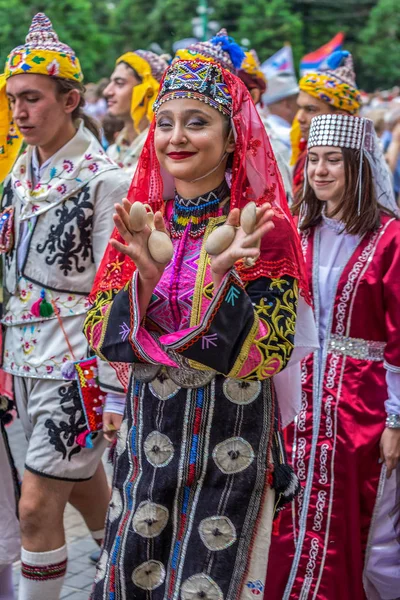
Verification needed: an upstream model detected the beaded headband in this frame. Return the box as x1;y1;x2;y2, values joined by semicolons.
308;114;374;152
153;60;232;117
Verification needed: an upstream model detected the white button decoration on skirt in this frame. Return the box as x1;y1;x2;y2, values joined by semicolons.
199;516;237;551
144;431;174;467
223;379;261;405
181;573;224;600
132;501;169;538
116;419;128;456
149;372;180;400
132;560;166;590
108;489;123;523
213;437;255;474
94;550;108;583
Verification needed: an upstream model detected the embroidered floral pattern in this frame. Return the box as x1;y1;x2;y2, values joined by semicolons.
247;137;262;156
2;284;88;326
44;382;86;460
36;184;94;276
237;276;297;381
11;121;115;221
246;579;264;595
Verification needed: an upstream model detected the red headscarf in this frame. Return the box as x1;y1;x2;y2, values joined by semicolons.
90;61;309;303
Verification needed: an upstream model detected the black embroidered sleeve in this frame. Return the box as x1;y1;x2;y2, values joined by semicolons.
159;271;298;380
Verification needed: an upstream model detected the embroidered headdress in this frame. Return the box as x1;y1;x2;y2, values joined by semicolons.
291;50;361;166
174;29;245;73
153;60;232;117
307;114;398;215
0;13;83;183
5;13;83;81
116;51;168;133
300;51;360;115
90;59;309;303
238;50;267;96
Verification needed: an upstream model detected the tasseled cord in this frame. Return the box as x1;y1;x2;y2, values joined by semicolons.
32;289;95;450
30;289;54;318
76;429;94;449
357;121;367;216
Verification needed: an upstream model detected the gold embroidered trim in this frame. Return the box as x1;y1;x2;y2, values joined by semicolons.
228;312;260;378
83;289;114;361
190;215;227;328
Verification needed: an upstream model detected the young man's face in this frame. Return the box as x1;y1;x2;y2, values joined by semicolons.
296;90;336;140
103;63;141;121
6;74;76;148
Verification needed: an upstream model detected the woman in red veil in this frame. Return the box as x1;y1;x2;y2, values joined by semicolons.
85;59;317;600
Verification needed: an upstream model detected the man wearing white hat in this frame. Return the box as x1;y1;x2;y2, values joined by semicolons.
261;71;299;164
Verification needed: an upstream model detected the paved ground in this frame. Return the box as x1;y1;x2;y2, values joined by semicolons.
7;417;112;599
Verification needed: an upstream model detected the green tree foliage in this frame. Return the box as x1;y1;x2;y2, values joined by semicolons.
357;0;400;89
112;0;157;55
0;0;114;82
235;0;304;64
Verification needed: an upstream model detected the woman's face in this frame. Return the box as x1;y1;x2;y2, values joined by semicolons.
154;99;234;187
307;146;345;205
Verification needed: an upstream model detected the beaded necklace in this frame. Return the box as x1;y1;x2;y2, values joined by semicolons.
170;179;230;239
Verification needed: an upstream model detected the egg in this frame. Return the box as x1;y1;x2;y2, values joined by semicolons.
148;230;174;264
205;225;236;255
129;202;148;232
240;202;257;234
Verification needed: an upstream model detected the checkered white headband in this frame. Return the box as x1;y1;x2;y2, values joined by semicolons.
307;114;373;152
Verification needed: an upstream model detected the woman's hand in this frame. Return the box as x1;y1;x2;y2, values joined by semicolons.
209;203;275;288
103;411;124;444
110;198;167;284
379;427;400;478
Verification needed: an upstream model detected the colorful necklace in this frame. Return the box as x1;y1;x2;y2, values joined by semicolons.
170;179;230;239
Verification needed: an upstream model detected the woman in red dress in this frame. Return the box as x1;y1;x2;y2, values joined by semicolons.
266;114;400;600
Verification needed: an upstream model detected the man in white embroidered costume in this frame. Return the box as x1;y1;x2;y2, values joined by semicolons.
0;14;130;600
104;50;168;175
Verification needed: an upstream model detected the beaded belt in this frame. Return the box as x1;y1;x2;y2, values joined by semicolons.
327;335;385;362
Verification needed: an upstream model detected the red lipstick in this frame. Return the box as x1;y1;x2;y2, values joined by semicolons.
167;152;196;160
